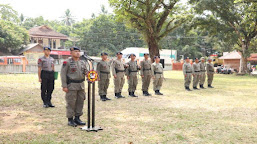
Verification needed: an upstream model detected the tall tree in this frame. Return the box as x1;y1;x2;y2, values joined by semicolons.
61;9;75;26
109;0;190;61
0;4;19;23
190;0;257;73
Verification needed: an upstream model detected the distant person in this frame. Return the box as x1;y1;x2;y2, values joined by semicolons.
140;53;152;96
199;57;206;89
126;53;140;97
192;58;201;90
111;52;128;98
61;47;88;127
207;58;215;88
183;57;193;91
151;56;164;95
96;52;111;101
38;47;55;108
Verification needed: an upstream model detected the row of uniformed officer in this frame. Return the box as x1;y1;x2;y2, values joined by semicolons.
183;57;215;91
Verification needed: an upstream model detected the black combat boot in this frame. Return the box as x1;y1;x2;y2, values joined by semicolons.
186;87;192;91
193;87;199;90
129;92;132;96
104;95;111;101
115;93;120;99
208;84;214;88
43;102;49;108
119;92;125;98
68;118;77;127
145;91;151;96
74;116;86;125
100;95;106;101
142;91;146;95
155;90;163;95
131;92;138;97
48;101;55;107
200;84;205;89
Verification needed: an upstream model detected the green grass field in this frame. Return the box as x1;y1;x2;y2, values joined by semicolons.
0;71;257;144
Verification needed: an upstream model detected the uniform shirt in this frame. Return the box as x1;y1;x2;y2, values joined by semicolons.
38;56;54;71
199;62;206;72
126;60;139;76
111;59;126;77
151;62;163;78
183;62;193;75
97;60;111;79
61;58;88;90
206;62;215;74
192;62;201;74
140;59;151;76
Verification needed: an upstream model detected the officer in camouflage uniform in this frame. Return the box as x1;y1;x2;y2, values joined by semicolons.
199;57;206;89
38;47;55;108
192;58;201;90
97;52;111;101
151;56;164;95
111;52;128;98
207;58;215;88
140;53;152;96
126;54;140;97
183;57;193;91
61;47;88;127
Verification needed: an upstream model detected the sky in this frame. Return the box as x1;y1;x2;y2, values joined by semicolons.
0;0;113;21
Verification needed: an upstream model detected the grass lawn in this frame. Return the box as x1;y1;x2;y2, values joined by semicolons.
0;71;257;144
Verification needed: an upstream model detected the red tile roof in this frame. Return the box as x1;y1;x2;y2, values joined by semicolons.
29;25;68;39
248;53;257;61
219;51;241;59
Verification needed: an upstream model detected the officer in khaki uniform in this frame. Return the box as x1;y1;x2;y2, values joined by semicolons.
61;47;88;127
206;58;215;88
111;52;128;98
199;57;206;89
183;57;193;91
38;47;55;108
140;53;152;96
97;52;111;101
126;54;140;97
151;56;164;95
192;58;201;90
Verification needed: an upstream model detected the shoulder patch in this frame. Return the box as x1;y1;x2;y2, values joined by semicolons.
63;61;67;67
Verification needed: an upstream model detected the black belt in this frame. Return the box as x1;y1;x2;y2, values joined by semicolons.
115;69;125;73
194;71;200;72
186;72;192;73
41;70;54;74
143;69;151;71
100;71;110;74
154;72;163;74
129;70;138;73
67;78;85;84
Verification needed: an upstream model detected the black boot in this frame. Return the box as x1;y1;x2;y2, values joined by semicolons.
145;91;151;96
193;87;199;90
143;91;146;96
155;90;163;95
68;118;77;127
119;92;125;98
100;95;106;101
208;85;214;88
131;92;138;97
129;92;132;96
115;93;121;99
48;101;55;107
200;84;205;89
43;102;49;108
186;87;192;91
104;95;111;101
74;116;86;125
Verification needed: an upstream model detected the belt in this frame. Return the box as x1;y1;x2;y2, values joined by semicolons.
129;70;138;73
143;69;151;71
115;68;125;73
67;78;85;84
100;71;110;74
194;71;200;72
154;72;163;74
41;70;54;74
186;72;192;73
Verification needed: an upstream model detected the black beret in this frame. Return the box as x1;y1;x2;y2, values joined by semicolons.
101;52;108;56
195;58;199;60
154;56;160;59
43;47;51;51
130;53;136;57
185;57;190;60
70;47;80;51
116;52;123;55
144;53;149;56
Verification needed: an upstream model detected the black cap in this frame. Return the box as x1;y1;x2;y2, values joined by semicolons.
70;47;81;51
43;47;51;51
185;57;190;60
144;53;149;56
195;58;199;60
154;56;160;59
116;52;123;55
101;52;108;56
128;53;136;58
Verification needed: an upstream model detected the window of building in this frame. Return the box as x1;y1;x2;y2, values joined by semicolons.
14;58;21;63
53;40;56;49
0;58;4;63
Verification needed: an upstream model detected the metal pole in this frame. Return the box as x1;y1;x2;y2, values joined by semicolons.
92;82;95;128
87;82;91;129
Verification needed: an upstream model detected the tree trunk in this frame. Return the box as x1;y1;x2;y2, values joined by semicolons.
147;36;160;63
239;43;249;74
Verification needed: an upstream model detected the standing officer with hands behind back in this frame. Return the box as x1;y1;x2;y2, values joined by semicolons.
61;47;88;127
151;56;164;95
38;47;55;108
140;53;152;96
